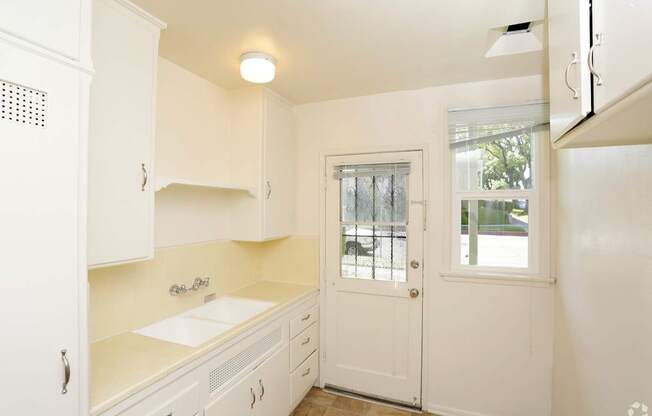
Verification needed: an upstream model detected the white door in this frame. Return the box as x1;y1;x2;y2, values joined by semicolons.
0;0;82;60
204;369;256;416
253;347;290;416
0;39;85;415
547;0;592;142
87;0;158;266
262;91;295;240
324;151;424;407
592;0;652;112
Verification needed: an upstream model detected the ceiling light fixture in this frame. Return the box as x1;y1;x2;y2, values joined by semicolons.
240;52;276;84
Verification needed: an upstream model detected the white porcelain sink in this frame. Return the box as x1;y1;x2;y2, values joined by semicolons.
133;315;234;348
188;296;277;324
132;296;277;347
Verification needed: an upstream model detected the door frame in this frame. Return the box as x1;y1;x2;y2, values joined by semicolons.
317;143;431;408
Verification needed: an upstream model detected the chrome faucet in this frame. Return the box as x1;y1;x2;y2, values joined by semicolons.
169;277;211;296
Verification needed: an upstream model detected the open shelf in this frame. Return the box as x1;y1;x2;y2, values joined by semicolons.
155;176;256;197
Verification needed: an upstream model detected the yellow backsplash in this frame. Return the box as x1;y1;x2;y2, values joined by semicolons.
88;237;319;342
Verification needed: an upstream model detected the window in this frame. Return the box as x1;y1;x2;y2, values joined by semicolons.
336;163;409;281
448;102;548;273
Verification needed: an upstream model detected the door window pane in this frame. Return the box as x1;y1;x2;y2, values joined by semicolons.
340;169;408;282
461;199;528;268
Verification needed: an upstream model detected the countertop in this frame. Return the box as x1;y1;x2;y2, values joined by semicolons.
90;281;319;415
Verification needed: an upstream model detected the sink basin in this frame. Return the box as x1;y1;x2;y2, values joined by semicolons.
133;315;234;348
132;296;277;347
188;296;277;324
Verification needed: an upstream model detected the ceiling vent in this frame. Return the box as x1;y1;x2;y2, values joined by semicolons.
505;22;532;35
485;21;542;58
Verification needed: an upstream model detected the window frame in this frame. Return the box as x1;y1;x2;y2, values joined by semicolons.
448;127;548;277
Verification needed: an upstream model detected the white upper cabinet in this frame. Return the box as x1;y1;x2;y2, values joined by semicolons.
591;0;652;112
229;87;296;241
548;0;652;147
88;0;165;268
547;0;592;142
0;0;84;60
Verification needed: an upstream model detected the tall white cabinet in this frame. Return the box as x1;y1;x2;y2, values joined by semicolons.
0;1;92;415
229;87;296;241
88;0;165;268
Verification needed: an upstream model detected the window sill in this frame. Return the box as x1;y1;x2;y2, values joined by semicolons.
439;271;556;287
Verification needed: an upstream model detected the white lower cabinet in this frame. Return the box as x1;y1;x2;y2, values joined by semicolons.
204;346;289;416
118;373;199;416
108;295;319;416
291;351;319;409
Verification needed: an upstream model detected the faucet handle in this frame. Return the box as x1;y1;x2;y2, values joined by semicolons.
202;277;210;287
169;284;184;296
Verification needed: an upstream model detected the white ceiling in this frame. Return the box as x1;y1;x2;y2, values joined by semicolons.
132;0;547;104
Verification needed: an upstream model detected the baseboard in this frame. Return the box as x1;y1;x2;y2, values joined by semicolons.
427;403;491;416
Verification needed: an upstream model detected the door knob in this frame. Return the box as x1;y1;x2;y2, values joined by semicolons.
410;260;420;269
409;288;420;298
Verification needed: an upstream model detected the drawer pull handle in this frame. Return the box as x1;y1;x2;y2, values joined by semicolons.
250;387;256;408
301;313;311;322
301;337;311;346
259;379;265;400
302;368;311;377
563;52;580;99
61;349;70;395
141;163;148;192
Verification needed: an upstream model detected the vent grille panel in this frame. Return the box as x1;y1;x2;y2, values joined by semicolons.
1;79;47;128
209;327;282;394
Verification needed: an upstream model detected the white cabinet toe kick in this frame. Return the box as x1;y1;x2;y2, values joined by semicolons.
98;292;319;416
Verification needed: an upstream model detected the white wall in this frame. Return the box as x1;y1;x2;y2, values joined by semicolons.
553;144;652;416
154;58;234;247
294;75;554;416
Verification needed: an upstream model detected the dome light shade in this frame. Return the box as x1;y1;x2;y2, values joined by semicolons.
240;52;276;83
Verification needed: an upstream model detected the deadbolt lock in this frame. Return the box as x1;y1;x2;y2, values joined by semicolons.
410;259;420;269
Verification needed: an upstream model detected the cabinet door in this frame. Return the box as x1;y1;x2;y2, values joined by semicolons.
204;370;255;416
88;0;159;267
547;0;592;142
592;0;652;112
0;40;85;416
0;0;82;60
254;347;291;416
262;91;295;239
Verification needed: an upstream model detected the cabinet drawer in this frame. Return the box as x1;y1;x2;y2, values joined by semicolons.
118;379;199;416
291;350;319;408
290;303;318;339
290;323;319;371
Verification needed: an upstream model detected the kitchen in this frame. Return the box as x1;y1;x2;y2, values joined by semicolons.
1;1;651;416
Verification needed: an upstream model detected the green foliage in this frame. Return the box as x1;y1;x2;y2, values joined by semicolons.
478;132;532;190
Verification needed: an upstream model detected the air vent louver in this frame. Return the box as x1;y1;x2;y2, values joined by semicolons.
1;80;47;128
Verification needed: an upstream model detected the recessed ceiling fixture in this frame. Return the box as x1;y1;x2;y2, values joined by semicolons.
240;52;276;84
485;21;542;58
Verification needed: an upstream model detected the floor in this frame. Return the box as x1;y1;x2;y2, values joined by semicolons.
292;388;430;416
